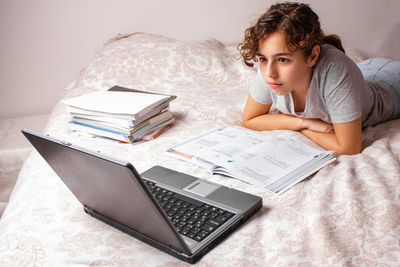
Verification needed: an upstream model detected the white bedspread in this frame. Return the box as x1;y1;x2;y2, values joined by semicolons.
1;33;399;266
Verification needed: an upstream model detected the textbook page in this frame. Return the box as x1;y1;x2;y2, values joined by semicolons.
165;126;334;194
220;136;330;192
165;126;266;168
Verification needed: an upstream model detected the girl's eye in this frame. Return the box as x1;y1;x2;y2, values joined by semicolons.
278;57;290;63
258;57;267;63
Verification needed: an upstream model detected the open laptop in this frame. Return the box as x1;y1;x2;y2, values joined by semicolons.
22;129;262;264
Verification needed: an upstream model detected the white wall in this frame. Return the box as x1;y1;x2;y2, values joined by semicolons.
1;0;399;119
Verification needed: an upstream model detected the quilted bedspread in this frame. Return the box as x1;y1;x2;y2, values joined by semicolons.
0;33;399;266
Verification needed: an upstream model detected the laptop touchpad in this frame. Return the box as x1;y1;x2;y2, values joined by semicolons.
183;180;220;197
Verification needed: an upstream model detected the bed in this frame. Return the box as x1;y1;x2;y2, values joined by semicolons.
1;32;399;266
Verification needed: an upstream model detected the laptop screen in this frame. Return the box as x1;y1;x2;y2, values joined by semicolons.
22;129;190;255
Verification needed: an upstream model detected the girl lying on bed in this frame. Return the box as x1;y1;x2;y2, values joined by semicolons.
239;2;400;155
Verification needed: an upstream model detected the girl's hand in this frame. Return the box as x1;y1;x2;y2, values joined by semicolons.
302;118;334;133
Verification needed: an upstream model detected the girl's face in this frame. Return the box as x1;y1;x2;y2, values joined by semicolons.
257;31;318;96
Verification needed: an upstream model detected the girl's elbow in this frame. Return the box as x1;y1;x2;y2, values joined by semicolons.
241;119;250;129
339;150;361;155
337;144;362;155
241;115;253;129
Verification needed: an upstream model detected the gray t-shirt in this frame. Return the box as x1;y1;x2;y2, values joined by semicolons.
250;44;394;127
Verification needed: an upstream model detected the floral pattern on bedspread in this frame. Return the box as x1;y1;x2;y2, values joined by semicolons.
1;33;399;266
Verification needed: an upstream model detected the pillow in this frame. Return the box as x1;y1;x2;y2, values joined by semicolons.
55;33;256;128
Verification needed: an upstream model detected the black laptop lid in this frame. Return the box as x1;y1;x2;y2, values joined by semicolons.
21;129;190;255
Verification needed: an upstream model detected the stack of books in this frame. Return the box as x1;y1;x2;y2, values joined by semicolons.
62;86;176;143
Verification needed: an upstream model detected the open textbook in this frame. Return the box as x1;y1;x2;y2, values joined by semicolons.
165;126;335;194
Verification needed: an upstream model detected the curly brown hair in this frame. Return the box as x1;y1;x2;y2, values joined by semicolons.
238;2;344;67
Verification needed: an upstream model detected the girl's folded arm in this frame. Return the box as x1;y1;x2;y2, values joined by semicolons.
300;117;363;155
242;95;305;131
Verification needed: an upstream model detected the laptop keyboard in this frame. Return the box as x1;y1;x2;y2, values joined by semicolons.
145;180;234;242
